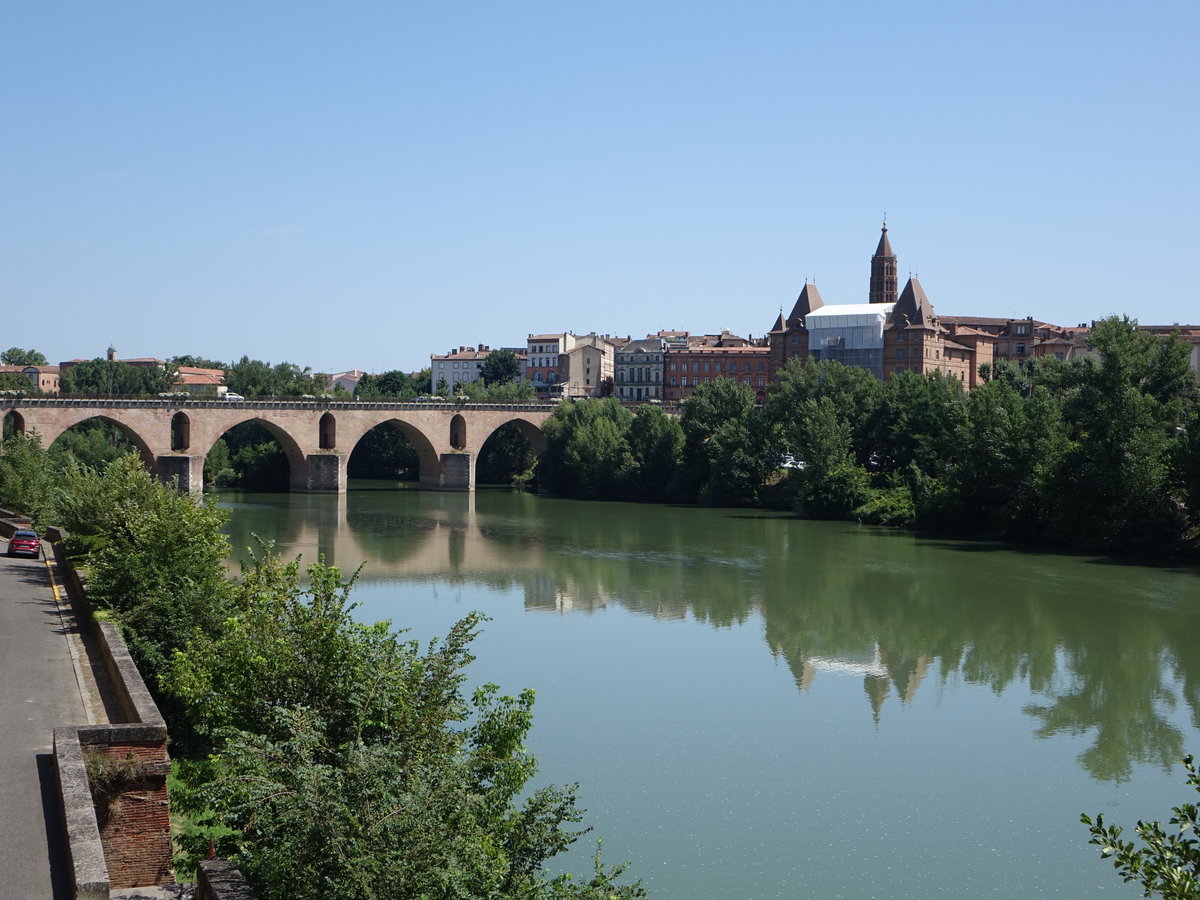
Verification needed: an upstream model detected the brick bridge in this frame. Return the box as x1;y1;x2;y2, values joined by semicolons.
0;397;558;493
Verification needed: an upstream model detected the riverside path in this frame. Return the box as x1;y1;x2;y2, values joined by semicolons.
0;540;85;899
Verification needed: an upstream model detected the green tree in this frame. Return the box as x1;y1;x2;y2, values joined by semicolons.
170;355;226;370
48;419;137;472
61;359;178;396
0;431;58;527
1047;317;1193;554
786;397;871;519
223;357;329;397
677;378;774;506
626;405;684;502
54;454;232;681
166;556;646;900
1083;755;1200;899
540;399;635;498
480;349;523;387
0;372;39;393
1;347;49;366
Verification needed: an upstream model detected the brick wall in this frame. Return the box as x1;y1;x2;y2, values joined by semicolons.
86;738;172;889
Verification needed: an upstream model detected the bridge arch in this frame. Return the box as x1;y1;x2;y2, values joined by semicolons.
475;416;548;456
344;417;442;489
450;414;467;450
2;409;24;437
205;416;309;492
319;412;336;450
171;412;191;451
47;415;157;472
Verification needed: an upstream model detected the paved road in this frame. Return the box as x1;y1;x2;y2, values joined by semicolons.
0;544;85;900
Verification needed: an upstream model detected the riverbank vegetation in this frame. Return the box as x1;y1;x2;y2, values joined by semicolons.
0;446;646;899
535;317;1199;558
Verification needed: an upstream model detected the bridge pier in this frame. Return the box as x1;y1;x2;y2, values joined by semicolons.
437;453;474;492
155;454;204;495
305;453;345;493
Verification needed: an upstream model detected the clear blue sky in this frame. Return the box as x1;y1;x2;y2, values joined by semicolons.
4;1;1196;374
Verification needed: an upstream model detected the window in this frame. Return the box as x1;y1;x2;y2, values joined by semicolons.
757;376;765;387
898;332;905;341
1017;343;1026;356
897;348;906;359
1016;324;1027;335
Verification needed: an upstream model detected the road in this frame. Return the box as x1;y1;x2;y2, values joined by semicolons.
0;542;85;899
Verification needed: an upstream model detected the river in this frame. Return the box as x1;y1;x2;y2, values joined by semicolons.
218;484;1200;900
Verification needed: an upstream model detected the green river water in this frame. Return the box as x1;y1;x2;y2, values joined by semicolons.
218;484;1200;900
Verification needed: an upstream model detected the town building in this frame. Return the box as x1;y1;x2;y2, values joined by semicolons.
614;337;666;402
525;333;575;398
175;366;225;396
664;335;770;403
327;369;367;394
0;365;60;393
563;334;623;398
430;345;494;395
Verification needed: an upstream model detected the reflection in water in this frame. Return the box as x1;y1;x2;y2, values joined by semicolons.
219;486;1200;785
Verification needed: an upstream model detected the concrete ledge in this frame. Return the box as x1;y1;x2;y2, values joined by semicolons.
97;621;167;731
196;860;257;900
53;727;110;900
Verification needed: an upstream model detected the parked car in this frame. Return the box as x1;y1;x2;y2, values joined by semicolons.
224;392;246;402
6;529;40;558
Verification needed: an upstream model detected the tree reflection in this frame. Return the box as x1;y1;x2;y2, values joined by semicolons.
235;490;1200;784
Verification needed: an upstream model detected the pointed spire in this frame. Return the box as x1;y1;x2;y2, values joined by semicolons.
788;282;825;320
890;276;935;327
869;221;898;304
874;220;894;259
769;312;786;333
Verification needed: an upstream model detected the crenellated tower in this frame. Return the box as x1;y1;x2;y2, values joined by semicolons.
868;221;898;304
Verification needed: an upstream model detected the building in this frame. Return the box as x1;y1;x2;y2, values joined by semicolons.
327;369;367;394
430;345;494;394
664;334;770;403
0;365;60;393
563;334;622;399
767;224;994;388
939;316;1078;363
615;337;666;402
525;333;576;399
175;366;225;396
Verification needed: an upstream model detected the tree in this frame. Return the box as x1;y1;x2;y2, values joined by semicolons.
676;378;774;506
0;431;58;527
626;405;684;502
1046;317;1193;554
54;454;232;681
786;397;871;519
0;372;39;392
357;370;422;400
1;347;49;366
170;354;226;370
61;358;178;395
223;357;329;398
540;399;635;498
1083;755;1200;899
165;555;646;900
480;349;522;387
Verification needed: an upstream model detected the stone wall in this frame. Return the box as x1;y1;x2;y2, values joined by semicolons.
196;859;258;900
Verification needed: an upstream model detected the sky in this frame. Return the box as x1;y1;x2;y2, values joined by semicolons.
3;1;1196;375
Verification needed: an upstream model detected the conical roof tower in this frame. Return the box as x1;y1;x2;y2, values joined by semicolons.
869;221;898;304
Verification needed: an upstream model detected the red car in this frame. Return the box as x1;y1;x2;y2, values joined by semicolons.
6;530;40;558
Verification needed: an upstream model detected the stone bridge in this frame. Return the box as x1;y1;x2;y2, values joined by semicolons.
0;397;558;493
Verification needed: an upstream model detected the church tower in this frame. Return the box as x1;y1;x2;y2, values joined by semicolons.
869;221;898;304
